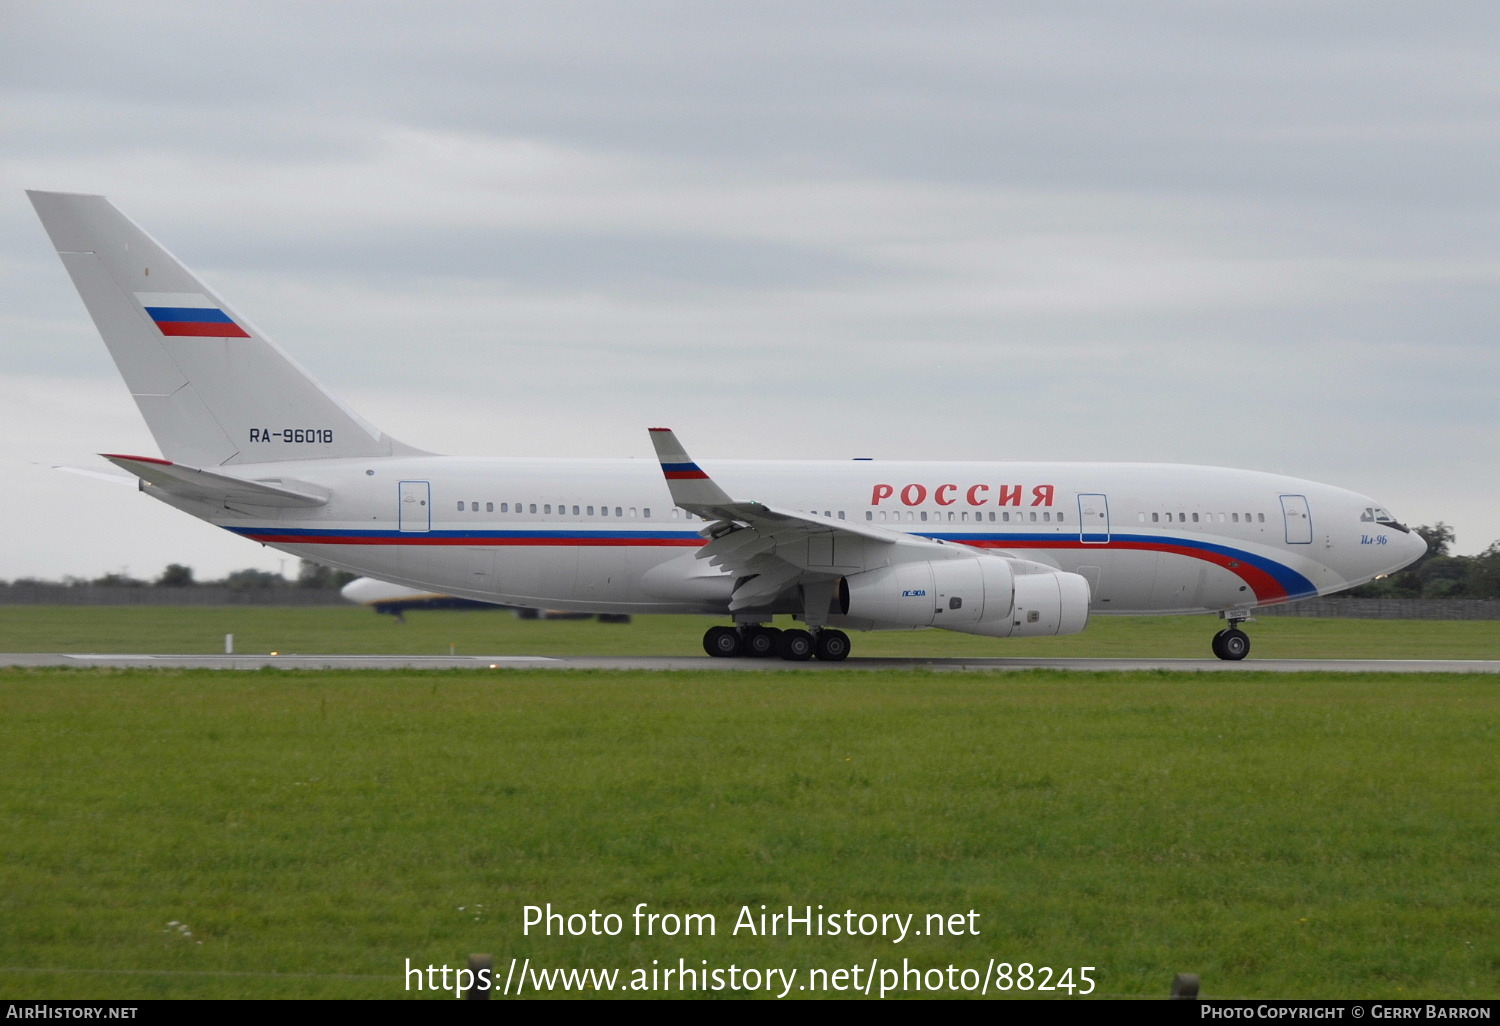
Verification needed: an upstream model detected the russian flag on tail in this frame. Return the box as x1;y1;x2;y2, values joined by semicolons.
135;292;250;338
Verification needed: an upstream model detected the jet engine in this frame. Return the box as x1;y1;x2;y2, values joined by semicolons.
835;556;1090;638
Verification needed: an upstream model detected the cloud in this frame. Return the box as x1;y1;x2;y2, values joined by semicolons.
0;1;1494;569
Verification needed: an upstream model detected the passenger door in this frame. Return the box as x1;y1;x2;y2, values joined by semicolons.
1280;494;1313;544
399;480;431;533
1077;493;1110;544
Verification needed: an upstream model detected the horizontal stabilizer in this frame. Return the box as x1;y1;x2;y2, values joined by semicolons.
102;453;328;508
42;462;137;486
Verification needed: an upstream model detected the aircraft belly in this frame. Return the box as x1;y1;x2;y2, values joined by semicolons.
1146;551;1206;612
1070;551;1158;612
425;545;498;598
489;546;574;602
1198;563;1257;611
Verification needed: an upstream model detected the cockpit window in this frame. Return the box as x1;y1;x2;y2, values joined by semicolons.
1361;507;1410;532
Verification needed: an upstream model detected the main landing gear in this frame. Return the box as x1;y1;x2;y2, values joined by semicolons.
702;624;851;662
1211;615;1252;661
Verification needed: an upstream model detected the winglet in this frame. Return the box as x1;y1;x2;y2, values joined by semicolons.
648;428;735;508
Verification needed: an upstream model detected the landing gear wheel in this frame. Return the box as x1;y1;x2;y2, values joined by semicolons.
814;629;851;661
742;626;782;659
1211;628;1250;661
703;625;744;658
776;628;815;661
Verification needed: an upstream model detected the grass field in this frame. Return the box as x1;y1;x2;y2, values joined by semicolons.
1;604;1497;660
0;661;1495;1000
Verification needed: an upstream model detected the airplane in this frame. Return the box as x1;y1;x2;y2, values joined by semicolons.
340;576;631;623
27;190;1427;662
340;576;505;618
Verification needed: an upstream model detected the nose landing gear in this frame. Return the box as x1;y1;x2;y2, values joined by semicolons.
1211;613;1252;660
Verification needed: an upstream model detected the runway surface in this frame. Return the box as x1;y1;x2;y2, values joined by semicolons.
5;653;1498;672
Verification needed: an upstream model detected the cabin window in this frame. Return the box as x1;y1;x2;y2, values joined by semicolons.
1257;513;1265;522
1231;513;1238;523
920;512;928;522
586;505;595;516
1192;513;1199;523
615;507;623;518
1152;512;1159;522
1178;513;1186;522
644;508;651;518
500;503;508;513
1028;512;1037;522
527;503;536;514
456;501;464;511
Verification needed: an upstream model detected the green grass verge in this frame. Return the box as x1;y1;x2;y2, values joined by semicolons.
1;605;1497;659
0;668;1494;999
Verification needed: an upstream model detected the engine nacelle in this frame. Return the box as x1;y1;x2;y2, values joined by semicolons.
835;557;1090;638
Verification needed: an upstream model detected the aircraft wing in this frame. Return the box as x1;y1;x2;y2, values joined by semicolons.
102;453;329;510
649;428;957;611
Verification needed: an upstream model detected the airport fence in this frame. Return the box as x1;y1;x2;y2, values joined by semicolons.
0;584;346;606
1256;597;1500;620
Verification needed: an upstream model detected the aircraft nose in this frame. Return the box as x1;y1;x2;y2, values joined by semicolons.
1382;526;1427;576
1402;528;1428;567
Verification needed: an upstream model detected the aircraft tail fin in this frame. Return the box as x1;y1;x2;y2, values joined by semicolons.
27;190;426;466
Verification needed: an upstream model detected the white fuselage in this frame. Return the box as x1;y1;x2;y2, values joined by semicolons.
155;455;1426;619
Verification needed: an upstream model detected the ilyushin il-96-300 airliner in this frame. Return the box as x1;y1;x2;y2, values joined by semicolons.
29;190;1427;662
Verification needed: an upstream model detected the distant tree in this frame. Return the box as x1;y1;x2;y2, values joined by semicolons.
1414;523;1454;562
222;568;287;592
156;563;196;587
1413;556;1469;598
92;572;146;588
296;559;356;590
1463;542;1500;600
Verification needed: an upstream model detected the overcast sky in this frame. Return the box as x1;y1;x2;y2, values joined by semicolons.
1;0;1495;582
